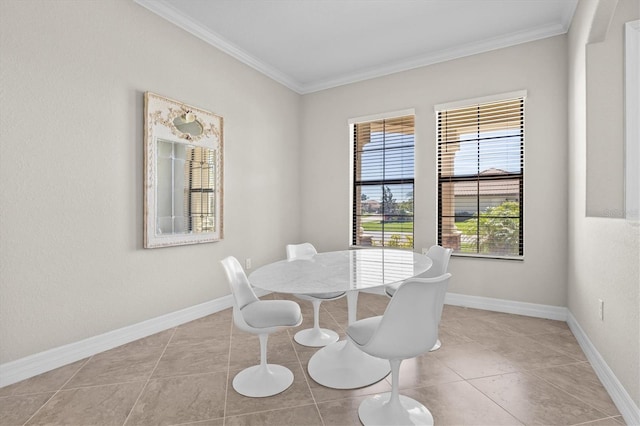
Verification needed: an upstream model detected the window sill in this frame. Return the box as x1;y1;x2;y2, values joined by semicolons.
451;253;524;261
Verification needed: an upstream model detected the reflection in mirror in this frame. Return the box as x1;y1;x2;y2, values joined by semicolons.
156;140;216;235
144;93;223;248
172;114;204;137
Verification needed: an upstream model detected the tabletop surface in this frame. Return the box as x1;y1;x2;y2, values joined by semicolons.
249;249;432;294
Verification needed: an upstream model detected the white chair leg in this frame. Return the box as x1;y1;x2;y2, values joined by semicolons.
232;333;294;398
358;359;434;426
259;333;268;365
294;299;339;347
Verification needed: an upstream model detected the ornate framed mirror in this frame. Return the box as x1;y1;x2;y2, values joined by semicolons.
144;92;223;248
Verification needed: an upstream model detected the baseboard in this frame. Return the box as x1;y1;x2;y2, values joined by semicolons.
567;312;640;426
0;291;248;388
444;292;569;321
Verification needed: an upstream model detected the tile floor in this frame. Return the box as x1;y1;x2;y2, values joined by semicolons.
0;292;625;426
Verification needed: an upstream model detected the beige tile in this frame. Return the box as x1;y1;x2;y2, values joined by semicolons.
469;371;609;425
533;329;588;361
499;346;580;371
316;396;366;426
476;333;548;354
445;316;521;342
436;326;475;346
0;393;54;426
225;362;315;417
0;360;86;397
357;292;390;315
170;314;232;346
152;340;230;378
26;382;144;426
394;353;464;390
179;419;224;426
228;331;298;371
576;416;627;425
128;329;176;348
482;312;569;336
64;343;163;388
292;342;322;365
290;303;342;334
304;366;392;404
530;362;621;417
225;404;323;425
434;342;519;379
125;372;226;425
403;381;524;425
440;305;498;321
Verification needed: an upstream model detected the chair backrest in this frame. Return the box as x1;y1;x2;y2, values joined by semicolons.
220;256;259;310
360;273;451;360
418;245;452;278
286;242;317;261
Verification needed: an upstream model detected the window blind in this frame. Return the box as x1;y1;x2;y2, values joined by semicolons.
437;96;524;257
352;115;415;248
186;146;216;233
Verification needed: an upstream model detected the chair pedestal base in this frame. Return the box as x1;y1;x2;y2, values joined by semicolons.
358;393;434;426
232;364;294;397
294;327;339;347
308;340;390;389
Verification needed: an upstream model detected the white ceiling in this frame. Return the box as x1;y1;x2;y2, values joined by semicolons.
134;0;578;94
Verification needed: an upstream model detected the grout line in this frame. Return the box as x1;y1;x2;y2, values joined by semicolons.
222;312;234;426
290;333;326;426
121;327;177;426
529;365;616;422
21;356;93;426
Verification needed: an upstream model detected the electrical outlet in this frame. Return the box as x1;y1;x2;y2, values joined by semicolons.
245;258;252;270
598;299;604;321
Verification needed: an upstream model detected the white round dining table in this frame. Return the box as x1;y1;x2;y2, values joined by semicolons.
249;248;432;389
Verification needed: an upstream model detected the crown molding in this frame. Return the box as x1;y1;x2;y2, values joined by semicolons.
301;22;569;94
135;0;575;95
133;0;305;93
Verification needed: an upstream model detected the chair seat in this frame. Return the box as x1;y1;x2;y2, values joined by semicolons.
241;300;302;328
296;291;345;301
347;315;382;346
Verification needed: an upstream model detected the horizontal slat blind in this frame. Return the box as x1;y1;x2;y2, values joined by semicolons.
186;147;216;233
353;115;415;248
437;97;524;257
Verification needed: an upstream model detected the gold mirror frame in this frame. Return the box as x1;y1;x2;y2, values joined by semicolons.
144;92;224;248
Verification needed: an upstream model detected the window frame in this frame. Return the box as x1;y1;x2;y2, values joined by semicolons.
349;109;416;249
435;91;526;260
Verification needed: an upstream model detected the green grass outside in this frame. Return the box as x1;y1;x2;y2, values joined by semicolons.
361;221;414;232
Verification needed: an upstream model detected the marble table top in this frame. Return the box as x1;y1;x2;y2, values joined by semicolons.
249;248;432;294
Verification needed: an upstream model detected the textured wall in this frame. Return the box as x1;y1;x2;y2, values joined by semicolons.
568;0;640;406
0;0;301;364
301;35;569;307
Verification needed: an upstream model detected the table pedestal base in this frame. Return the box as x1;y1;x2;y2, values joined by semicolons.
308;340;391;389
294;327;339;347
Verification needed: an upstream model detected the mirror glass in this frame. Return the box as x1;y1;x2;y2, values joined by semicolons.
172;115;204;137
144;93;223;248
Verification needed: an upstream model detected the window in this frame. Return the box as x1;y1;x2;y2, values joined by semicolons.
187;146;216;233
351;113;415;248
436;92;525;258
